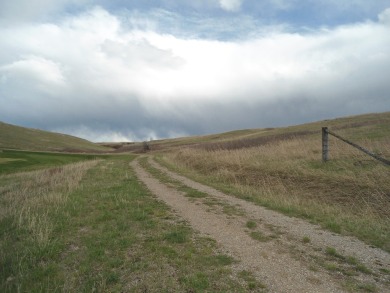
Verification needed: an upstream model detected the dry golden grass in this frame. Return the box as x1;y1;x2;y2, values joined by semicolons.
0;160;99;247
160;133;390;250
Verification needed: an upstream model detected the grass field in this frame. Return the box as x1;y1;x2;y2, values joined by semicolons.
1;111;389;291
0;155;254;292
156;112;390;252
148;112;390;152
0;150;104;175
0;121;111;152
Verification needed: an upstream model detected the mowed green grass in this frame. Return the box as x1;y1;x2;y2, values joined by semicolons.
0;155;254;292
0;121;110;152
0;150;103;175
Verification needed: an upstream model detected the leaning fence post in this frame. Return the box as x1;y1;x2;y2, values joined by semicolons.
322;127;329;162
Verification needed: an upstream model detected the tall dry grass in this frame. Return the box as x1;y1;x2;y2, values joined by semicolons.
160;134;390;250
0;160;99;248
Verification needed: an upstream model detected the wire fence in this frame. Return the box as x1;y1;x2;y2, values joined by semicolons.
321;127;390;166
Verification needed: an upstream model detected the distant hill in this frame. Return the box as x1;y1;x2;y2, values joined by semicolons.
147;111;390;152
96;112;390;153
0;122;112;153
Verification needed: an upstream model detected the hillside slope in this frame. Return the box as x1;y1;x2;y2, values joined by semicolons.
149;111;390;151
0;121;111;152
156;111;390;252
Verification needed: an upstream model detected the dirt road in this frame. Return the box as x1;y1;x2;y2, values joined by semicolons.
131;157;390;293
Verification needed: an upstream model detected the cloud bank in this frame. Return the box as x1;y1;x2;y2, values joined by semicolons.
0;5;390;141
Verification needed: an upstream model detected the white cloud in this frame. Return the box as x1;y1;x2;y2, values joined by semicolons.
1;7;390;141
219;0;243;12
379;8;390;24
53;125;136;142
1;56;66;86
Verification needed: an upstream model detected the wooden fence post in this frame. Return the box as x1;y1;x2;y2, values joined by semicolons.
322;127;329;162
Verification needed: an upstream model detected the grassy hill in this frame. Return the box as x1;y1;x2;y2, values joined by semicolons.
155;111;390;251
110;111;390;154
0;121;112;152
148;111;390;151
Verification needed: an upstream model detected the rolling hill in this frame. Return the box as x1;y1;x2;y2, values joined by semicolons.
146;111;390;152
0;121;112;152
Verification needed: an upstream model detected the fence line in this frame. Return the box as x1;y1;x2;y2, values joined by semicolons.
321;127;390;166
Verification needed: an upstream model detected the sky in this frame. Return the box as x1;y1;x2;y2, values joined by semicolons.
0;0;390;142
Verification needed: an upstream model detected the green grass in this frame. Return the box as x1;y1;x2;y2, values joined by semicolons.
163;228;190;244
249;231;270;242
323;247;373;277
325;247;342;258
379;268;390;274
237;270;267;292
344;281;378;293
246;221;257;229
139;157;244;217
138;157;208;199
324;262;340;272
0;149;103;174
0;155;251;292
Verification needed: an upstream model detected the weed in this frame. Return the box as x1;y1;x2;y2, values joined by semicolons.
221;203;244;216
302;236;311;243
324;262;339;272
357;283;377;292
246;221;257;229
164;229;189;244
325;247;339;258
179;186;208;198
355;264;372;274
215;255;235;266
346;256;358;265
249;231;270;242
181;272;209;291
208;255;235;266
237;270;267;292
379;268;390;274
324;221;342;234
324;248;373;275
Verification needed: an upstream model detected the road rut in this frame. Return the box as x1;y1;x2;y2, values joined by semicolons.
132;158;354;292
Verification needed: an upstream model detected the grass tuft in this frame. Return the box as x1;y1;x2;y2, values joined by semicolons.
246;221;257;229
238;270;267;292
164;229;189;244
249;231;270;242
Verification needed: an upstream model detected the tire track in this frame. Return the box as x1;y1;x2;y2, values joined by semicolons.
132;158;346;293
149;158;390;292
148;159;390;271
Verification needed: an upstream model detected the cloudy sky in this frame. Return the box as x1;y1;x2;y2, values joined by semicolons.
1;1;390;142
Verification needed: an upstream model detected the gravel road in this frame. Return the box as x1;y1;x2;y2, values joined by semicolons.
131;157;390;293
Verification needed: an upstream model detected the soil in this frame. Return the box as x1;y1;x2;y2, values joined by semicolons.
131;157;390;293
